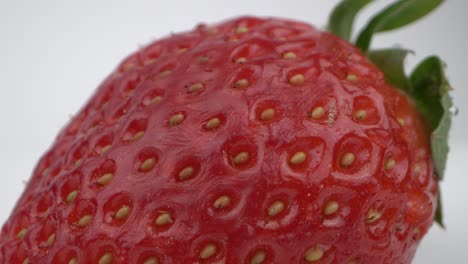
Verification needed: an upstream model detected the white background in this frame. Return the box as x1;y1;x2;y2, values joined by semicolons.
0;0;466;263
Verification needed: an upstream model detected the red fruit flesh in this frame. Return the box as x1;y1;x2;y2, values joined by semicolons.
0;17;436;263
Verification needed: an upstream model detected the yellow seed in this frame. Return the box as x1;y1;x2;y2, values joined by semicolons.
140;158;157;172
205;118;221;129
22;258;30;264
76;215;93;227
97;173;113;186
354;110;367;121
68;258;78;264
268;201;285;217
74;159;82;168
98;252;113;264
17;228;27;239
290;152;307;165
289;74;305;85
323;201;339;216
311;106;325;120
46;233;56;247
304;247;324;262
179;166;195;180
130;131;145;142
236;26;248;34
213;195;231;209
168;113;185;126
188;82;204;93
251;250;266;264
234;78;249;89
236;57;247;64
397;118;405;126
232;152;249;165
100;145;111;155
366;209;383;224
41;167;51;177
122;63;135;72
197;56;209;63
414;163;421;173
347;74;357;81
143;59;156;66
283;52;297;59
159;70;172;77
260;108;275;121
340;153;355;167
144;257;159;264
178;48;188;53
115;205;131;220
385;159;396;170
149;96;163;105
66;190;78;203
155;212;173;226
200;243;217;259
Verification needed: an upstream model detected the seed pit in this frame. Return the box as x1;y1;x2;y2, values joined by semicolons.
385;159;396;170
123;118;148;142
352;96;380;124
95;134;114;156
142;89;164;107
92;159;116;187
103;193;133;226
68;199;96;229
137;147;159;173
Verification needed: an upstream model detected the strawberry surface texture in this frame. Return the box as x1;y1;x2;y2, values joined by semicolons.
0;17;439;264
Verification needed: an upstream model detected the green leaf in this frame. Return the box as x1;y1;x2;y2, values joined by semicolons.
367;48;413;91
328;0;375;41
410;56;452;180
356;0;444;51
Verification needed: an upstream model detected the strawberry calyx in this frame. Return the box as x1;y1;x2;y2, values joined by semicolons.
328;0;453;227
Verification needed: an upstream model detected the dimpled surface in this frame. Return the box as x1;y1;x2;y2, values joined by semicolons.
0;17;437;264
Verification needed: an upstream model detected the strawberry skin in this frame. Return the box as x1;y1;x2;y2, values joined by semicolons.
0;17;437;263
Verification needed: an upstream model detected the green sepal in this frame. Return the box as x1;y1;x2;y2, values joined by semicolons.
367;48;413;91
435;190;445;228
410;56;452;180
355;0;444;52
327;0;374;41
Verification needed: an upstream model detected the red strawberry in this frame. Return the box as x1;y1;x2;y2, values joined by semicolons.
0;1;452;263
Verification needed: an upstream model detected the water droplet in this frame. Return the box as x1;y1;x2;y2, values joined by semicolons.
449;106;459;116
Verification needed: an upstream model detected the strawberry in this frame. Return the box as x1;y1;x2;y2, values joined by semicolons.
0;0;453;263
